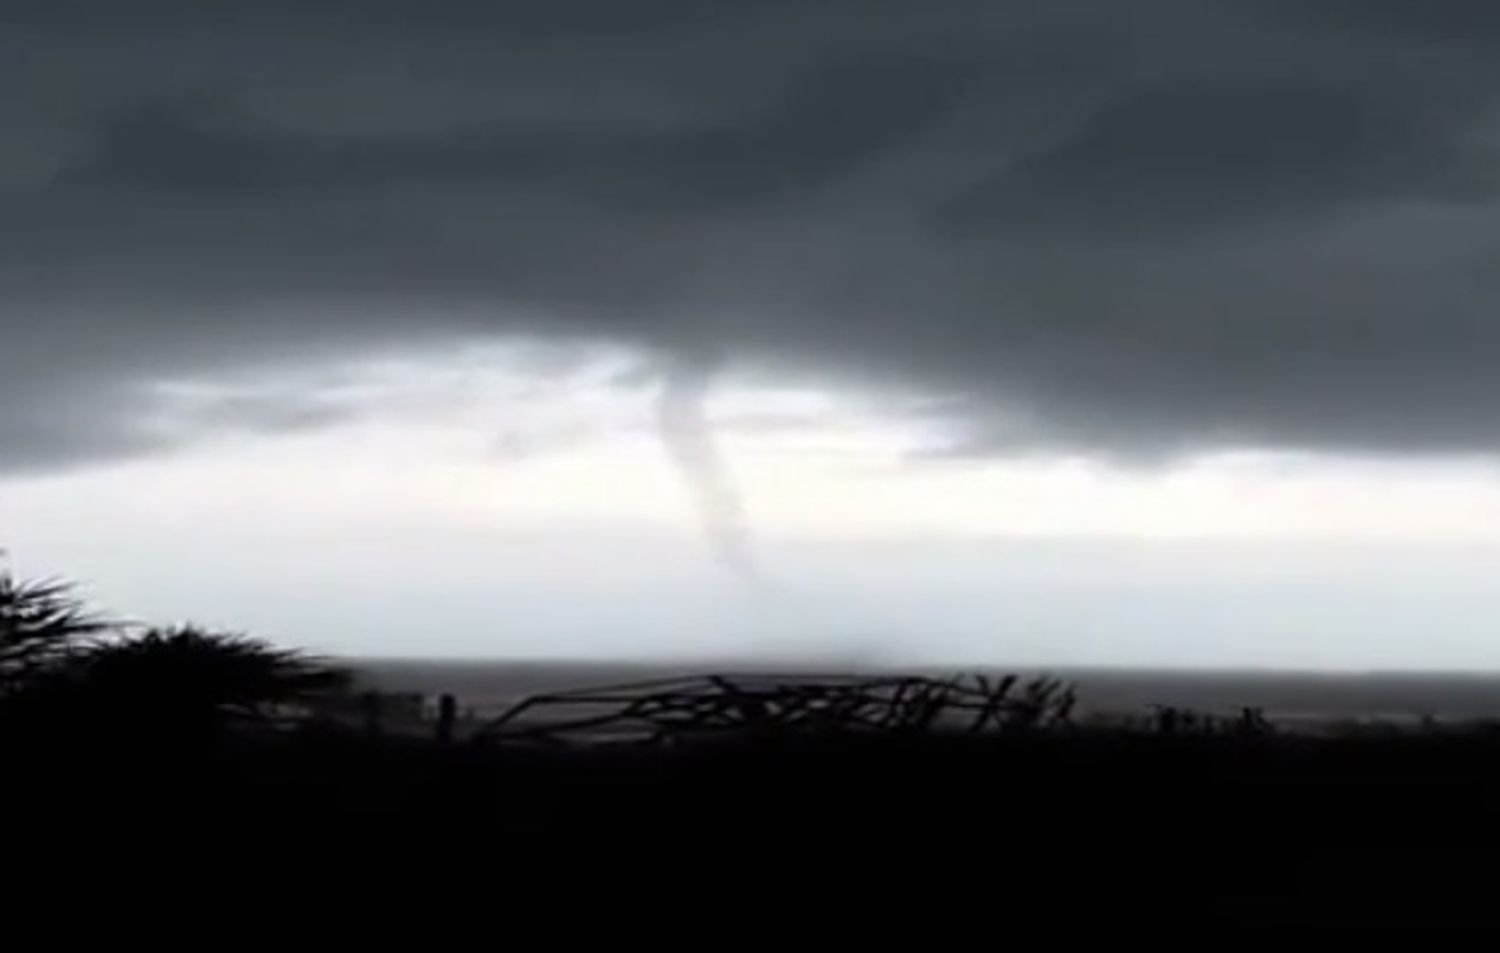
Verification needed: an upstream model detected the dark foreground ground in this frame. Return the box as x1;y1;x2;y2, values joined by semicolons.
9;719;1500;925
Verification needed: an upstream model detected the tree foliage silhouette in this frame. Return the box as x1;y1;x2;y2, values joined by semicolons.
57;626;352;731
1;568;351;741
0;572;112;693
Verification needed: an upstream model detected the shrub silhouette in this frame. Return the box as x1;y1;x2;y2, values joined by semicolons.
0;571;112;694
13;626;351;742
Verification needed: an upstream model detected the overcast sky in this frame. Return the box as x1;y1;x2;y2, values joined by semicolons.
6;2;1500;667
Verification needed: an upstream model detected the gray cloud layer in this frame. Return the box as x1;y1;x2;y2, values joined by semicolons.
5;1;1500;471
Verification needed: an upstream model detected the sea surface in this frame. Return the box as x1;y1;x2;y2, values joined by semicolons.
351;658;1500;727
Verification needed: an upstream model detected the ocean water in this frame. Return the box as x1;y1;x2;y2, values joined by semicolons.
351;658;1500;726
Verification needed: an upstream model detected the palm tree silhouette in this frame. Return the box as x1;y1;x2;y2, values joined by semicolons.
62;626;352;731
2;564;350;740
0;571;112;694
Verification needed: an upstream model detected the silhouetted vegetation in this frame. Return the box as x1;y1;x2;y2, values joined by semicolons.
1;571;349;743
0;572;111;692
4;568;1499;922
13;626;350;738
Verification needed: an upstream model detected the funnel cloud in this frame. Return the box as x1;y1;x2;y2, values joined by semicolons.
656;353;757;579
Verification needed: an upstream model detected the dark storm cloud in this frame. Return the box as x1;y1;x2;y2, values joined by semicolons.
940;82;1496;238
64;53;970;209
0;413;168;475
5;0;1500;473
0;0;820;36
1280;1;1500;40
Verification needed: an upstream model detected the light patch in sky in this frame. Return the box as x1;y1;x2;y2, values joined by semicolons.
5;345;1500;666
100;346;1500;542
